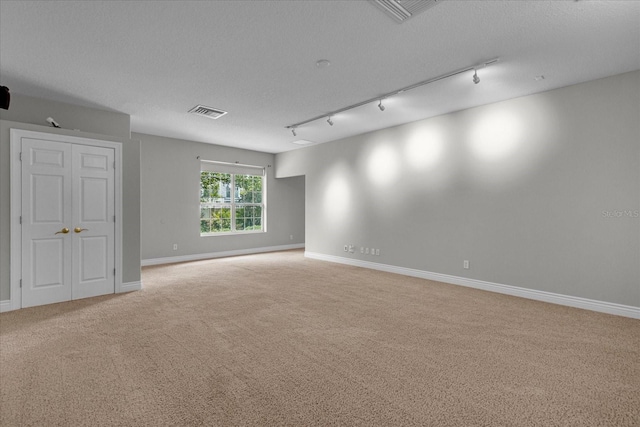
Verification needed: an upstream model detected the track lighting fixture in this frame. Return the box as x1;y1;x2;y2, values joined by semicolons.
473;69;480;84
291;128;297;137
285;58;498;132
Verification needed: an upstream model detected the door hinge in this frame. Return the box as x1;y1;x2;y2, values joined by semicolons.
113;161;116;169
19;152;22;161
19;216;22;225
113;215;116;222
113;268;116;275
19;279;22;288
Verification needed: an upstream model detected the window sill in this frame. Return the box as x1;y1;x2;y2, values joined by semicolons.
200;230;265;237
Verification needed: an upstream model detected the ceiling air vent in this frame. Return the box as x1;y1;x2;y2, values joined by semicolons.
188;105;228;119
369;0;442;23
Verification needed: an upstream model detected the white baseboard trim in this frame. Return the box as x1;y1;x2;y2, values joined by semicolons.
1;283;143;313
142;243;305;267
118;281;142;293
305;252;640;320
0;299;13;313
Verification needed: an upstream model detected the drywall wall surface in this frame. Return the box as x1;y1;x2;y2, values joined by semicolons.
275;70;640;307
0;93;130;139
137;133;305;260
275;147;308;178
120;134;142;284
0;120;141;302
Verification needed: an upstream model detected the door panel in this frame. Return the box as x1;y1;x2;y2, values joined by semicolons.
80;178;108;221
72;144;115;300
32;175;65;223
79;236;108;281
21;139;73;307
31;239;65;288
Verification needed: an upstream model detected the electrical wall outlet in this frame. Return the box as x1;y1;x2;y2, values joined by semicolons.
344;245;348;252
463;260;469;269
375;249;380;256
173;244;178;251
365;248;369;254
289;234;293;240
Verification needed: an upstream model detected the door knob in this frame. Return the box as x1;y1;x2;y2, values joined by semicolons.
55;227;70;235
74;227;89;233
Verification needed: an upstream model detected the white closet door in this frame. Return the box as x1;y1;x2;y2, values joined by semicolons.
20;138;115;308
21;139;73;307
72;144;115;300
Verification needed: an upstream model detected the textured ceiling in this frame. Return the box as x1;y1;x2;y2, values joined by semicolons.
1;0;639;153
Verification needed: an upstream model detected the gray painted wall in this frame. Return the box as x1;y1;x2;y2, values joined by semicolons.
276;71;640;307
0;96;141;302
0;93;131;139
137;133;305;261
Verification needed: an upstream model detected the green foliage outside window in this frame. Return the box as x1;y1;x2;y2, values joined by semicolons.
200;171;264;234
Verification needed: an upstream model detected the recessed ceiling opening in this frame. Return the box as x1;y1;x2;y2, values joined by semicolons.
291;139;316;146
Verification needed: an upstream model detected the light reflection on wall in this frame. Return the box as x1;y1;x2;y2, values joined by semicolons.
366;143;399;187
404;125;446;170
468;108;523;162
465;101;552;189
322;163;352;230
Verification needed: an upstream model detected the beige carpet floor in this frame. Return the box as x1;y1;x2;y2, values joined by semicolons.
1;249;638;426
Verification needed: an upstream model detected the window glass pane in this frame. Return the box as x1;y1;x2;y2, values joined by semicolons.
200;172;210;202
243;176;262;201
235;174;251;203
201;172;231;203
236;206;245;219
201;171;264;235
212;207;227;217
253;177;262;204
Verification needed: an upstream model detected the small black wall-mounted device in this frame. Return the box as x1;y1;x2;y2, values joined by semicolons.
0;86;9;110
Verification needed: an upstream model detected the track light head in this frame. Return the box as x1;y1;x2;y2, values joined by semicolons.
378;100;385;111
327;117;333;126
291;128;297;137
473;70;480;84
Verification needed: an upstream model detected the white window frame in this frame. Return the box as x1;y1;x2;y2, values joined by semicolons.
200;161;266;236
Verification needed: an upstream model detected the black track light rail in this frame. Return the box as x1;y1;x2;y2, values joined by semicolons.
285;58;499;131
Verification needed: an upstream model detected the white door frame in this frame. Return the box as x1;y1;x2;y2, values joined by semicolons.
10;129;123;310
